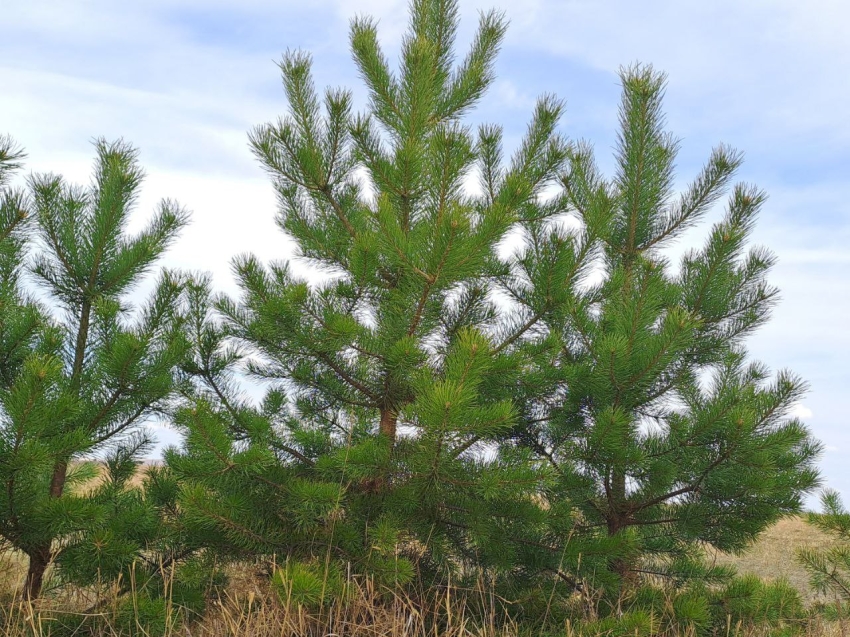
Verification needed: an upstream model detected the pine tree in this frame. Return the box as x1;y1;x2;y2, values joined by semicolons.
0;139;189;599
168;0;567;586
502;65;821;591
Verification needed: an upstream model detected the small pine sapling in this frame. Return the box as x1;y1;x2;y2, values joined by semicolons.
798;490;850;618
0;139;189;599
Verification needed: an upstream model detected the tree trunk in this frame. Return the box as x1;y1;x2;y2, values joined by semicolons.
49;459;68;498
379;407;397;444
24;460;68;599
23;280;91;600
607;469;635;585
611;469;626;507
24;545;52;601
606;515;635;587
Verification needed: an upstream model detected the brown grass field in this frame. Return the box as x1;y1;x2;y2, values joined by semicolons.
707;517;839;603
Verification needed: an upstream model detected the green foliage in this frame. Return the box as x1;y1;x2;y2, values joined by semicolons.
54;446;218;620
121;596;176;637
271;559;352;609
710;574;806;634
548;576;805;637
573;611;658;637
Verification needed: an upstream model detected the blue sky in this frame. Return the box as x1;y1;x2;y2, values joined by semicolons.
1;0;848;503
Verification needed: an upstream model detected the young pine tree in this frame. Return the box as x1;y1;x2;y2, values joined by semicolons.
168;0;568;586
798;490;850;616
0;139;189;599
502;66;821;590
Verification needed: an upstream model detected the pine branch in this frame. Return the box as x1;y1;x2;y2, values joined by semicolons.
314;350;378;401
203;371;315;467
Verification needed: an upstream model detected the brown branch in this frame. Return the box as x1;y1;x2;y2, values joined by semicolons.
314;350;378;400
204;372;315;467
494;309;545;354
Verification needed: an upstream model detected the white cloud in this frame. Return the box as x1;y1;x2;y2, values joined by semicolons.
506;0;850;146
491;79;540;112
790;403;814;420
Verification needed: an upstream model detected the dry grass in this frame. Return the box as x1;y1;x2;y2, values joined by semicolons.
1;515;845;636
1;576;846;637
1;566;520;637
707;516;839;602
78;460;159;490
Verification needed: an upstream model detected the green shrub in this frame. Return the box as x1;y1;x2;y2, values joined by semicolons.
271;560;351;610
710;574;806;634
